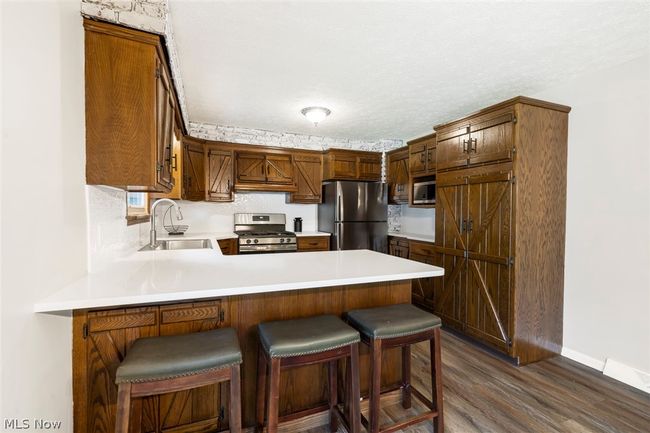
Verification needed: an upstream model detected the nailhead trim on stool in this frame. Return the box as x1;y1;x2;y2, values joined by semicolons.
114;329;243;433
256;315;362;433
345;304;444;433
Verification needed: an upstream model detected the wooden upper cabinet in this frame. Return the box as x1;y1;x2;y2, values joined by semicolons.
408;133;436;177
288;153;323;204
323;149;382;181
358;155;383;180
387;147;409;204
234;149;297;192
468;111;515;166
151;123;182;200
206;146;234;202
266;154;294;184
182;137;205;201
435;106;516;172
84;19;181;192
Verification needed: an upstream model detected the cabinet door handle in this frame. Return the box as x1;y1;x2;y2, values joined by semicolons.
470;138;477;153
226;179;230;192
461;219;467;233
462;139;469;153
172;154;178;170
420;153;425;163
467;219;474;232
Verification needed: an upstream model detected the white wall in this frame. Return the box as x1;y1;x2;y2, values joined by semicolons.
1;1;87;429
533;55;650;384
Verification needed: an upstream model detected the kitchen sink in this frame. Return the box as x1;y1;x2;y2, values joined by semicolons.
139;239;213;251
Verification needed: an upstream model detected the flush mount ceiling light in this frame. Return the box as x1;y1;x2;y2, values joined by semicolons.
300;106;331;126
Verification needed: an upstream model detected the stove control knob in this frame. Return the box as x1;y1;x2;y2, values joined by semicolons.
246;239;251;244
287;238;293;243
254;239;259;244
280;238;284;243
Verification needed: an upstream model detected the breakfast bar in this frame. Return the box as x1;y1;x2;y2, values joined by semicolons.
36;248;443;432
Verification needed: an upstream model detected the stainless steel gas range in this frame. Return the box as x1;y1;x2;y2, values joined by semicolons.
234;213;297;254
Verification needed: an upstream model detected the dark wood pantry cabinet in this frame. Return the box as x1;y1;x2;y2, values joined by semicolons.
84;19;183;192
433;96;570;365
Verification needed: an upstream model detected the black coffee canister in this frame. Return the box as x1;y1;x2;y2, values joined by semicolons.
293;217;303;233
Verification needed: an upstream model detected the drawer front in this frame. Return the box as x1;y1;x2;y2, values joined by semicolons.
88;308;157;333
409;240;436;257
159;300;222;325
297;236;330;251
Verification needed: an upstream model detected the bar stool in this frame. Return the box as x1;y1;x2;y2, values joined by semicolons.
256;315;362;433
345;304;443;433
114;328;243;433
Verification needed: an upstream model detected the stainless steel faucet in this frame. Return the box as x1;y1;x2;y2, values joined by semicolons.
148;198;183;249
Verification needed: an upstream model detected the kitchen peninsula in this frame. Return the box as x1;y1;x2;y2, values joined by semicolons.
35;247;443;432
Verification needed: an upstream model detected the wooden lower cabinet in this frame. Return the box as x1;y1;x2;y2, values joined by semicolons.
73;301;224;433
296;236;330;252
73;282;411;432
387;237;438;312
217;238;238;255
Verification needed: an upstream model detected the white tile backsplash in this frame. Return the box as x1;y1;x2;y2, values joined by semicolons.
397;205;435;238
153;193;318;234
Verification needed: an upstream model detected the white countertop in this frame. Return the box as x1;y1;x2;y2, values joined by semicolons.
294;231;331;237
34;249;443;314
388;231;435;243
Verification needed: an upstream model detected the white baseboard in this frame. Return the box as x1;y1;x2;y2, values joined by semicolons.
603;358;650;394
561;347;605;371
561;347;650;394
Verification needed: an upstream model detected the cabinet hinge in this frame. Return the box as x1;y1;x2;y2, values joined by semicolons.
463;250;469;259
219;309;225;322
156;162;163;172
219;406;225;420
511;176;516;184
512;116;517;124
155;67;161;79
508;256;515;265
82;323;89;339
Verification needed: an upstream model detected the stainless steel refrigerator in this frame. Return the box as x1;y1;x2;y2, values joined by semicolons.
318;181;388;253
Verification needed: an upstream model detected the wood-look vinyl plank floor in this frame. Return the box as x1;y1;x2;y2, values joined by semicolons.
282;330;650;433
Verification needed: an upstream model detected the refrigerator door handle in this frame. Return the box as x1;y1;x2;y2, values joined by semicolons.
338;223;343;250
337;194;343;222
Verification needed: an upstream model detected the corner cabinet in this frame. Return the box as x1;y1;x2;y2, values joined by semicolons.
84;19;181;192
72;301;227;433
386;147;409;204
323;149;382;181
433;96;570;365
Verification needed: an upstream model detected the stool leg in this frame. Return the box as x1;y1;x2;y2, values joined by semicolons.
328;360;338;432
229;364;242;433
348;343;361;433
115;383;132;433
401;345;412;409
266;357;281;433
431;328;444;433
256;347;267;433
368;338;382;433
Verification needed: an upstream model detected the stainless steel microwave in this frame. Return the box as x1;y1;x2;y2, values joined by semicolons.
412;180;436;204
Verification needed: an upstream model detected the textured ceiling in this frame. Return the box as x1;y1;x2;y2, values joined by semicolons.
169;1;649;140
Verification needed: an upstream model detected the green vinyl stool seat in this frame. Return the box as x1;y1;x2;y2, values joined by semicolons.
114;328;243;433
345;304;444;433
345;303;441;340
256;315;362;433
